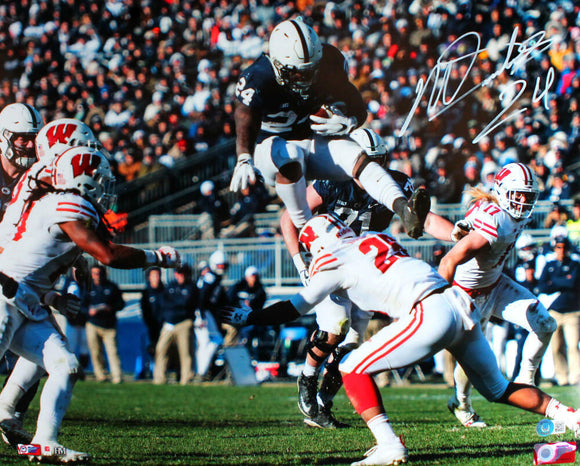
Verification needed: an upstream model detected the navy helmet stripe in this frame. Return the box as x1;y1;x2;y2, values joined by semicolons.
289;20;310;62
22;104;39;127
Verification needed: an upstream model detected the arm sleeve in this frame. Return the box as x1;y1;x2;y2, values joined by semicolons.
248;300;301;326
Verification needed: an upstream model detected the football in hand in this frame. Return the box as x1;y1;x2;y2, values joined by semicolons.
312;105;332;118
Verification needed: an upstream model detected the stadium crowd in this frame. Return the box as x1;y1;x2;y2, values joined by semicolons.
0;0;578;207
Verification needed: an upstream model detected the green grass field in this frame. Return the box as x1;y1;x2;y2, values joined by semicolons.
0;380;577;465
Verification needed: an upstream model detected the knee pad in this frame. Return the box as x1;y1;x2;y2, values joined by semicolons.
306;330;341;364
530;302;557;334
46;350;81;378
324;342;358;375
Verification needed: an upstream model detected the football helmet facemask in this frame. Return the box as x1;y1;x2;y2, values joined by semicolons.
36;118;100;162
52;146;116;213
299;213;355;257
269;19;322;99
0;103;43;170
493;163;539;220
350;128;388;166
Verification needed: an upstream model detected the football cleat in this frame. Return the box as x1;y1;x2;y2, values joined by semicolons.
304;404;349;429
447;396;487;428
394;188;430;239
27;441;90;463
297;374;319;418
0;418;33;447
351;442;408;466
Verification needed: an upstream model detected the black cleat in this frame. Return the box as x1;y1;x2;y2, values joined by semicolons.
394;188;431;239
304;405;349;429
297;374;319;418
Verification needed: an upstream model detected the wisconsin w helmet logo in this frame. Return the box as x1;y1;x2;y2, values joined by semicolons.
71;152;100;177
46;123;76;147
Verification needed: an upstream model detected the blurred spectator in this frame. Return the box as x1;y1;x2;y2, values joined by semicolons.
140;267;165;358
566;198;580;242
117;148;142;182
197;180;229;239
227;266;267;314
538;237;580;386
153;264;197;385
543;203;570;229
84;265;125;384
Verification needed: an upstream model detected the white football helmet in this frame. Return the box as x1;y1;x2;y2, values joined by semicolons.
492;163;539;220
36;118;99;162
209;250;229;276
0;103;43;169
350;128;388;165
51;146;116;212
299;213;355;257
269;18;322;99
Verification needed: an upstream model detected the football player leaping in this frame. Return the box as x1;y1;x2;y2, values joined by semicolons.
232;18;429;238
280;128;456;429
439;162;557;429
0;146;180;463
223;213;579;466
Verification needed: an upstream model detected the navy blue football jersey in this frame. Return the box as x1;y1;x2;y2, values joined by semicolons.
313;170;414;235
235;44;366;142
0;169;17;221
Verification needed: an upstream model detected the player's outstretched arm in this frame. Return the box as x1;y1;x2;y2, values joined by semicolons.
60;220;180;269
437;231;489;283
424;212;454;242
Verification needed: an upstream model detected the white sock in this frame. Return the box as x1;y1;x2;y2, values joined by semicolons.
0;383;25;418
34;374;75;443
276;177;311;228
453;365;472;410
367;413;401;446
357;162;405;211
302;361;319;378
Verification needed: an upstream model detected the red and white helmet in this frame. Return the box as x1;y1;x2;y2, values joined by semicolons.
299;213;355;256
36;118;99;162
52;146;116;212
0;103;43;169
493;162;539;220
269;18;322;99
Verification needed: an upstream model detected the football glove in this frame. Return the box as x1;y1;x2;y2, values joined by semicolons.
292;253;310;286
43;291;81;319
229;153;257;192
310;106;357;136
154;245;182;268
451;219;473;242
221;303;253;326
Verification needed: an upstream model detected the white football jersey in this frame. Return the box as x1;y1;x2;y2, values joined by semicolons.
0;160;51;246
0;192;99;297
291;232;449;320
455;199;529;289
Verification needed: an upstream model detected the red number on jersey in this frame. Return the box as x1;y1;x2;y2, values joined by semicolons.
71;153;100;178
483;204;501;216
299;225;318;252
358;234;408;273
46;124;76;147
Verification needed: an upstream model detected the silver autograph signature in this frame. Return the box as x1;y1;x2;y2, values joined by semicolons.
400;27;556;143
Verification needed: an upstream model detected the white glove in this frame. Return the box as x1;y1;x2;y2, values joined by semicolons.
450;219;473;242
152;245;182;268
292;253;310;286
310;106;357;136
221;303;253;326
43;291;81;319
229;153;257;192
